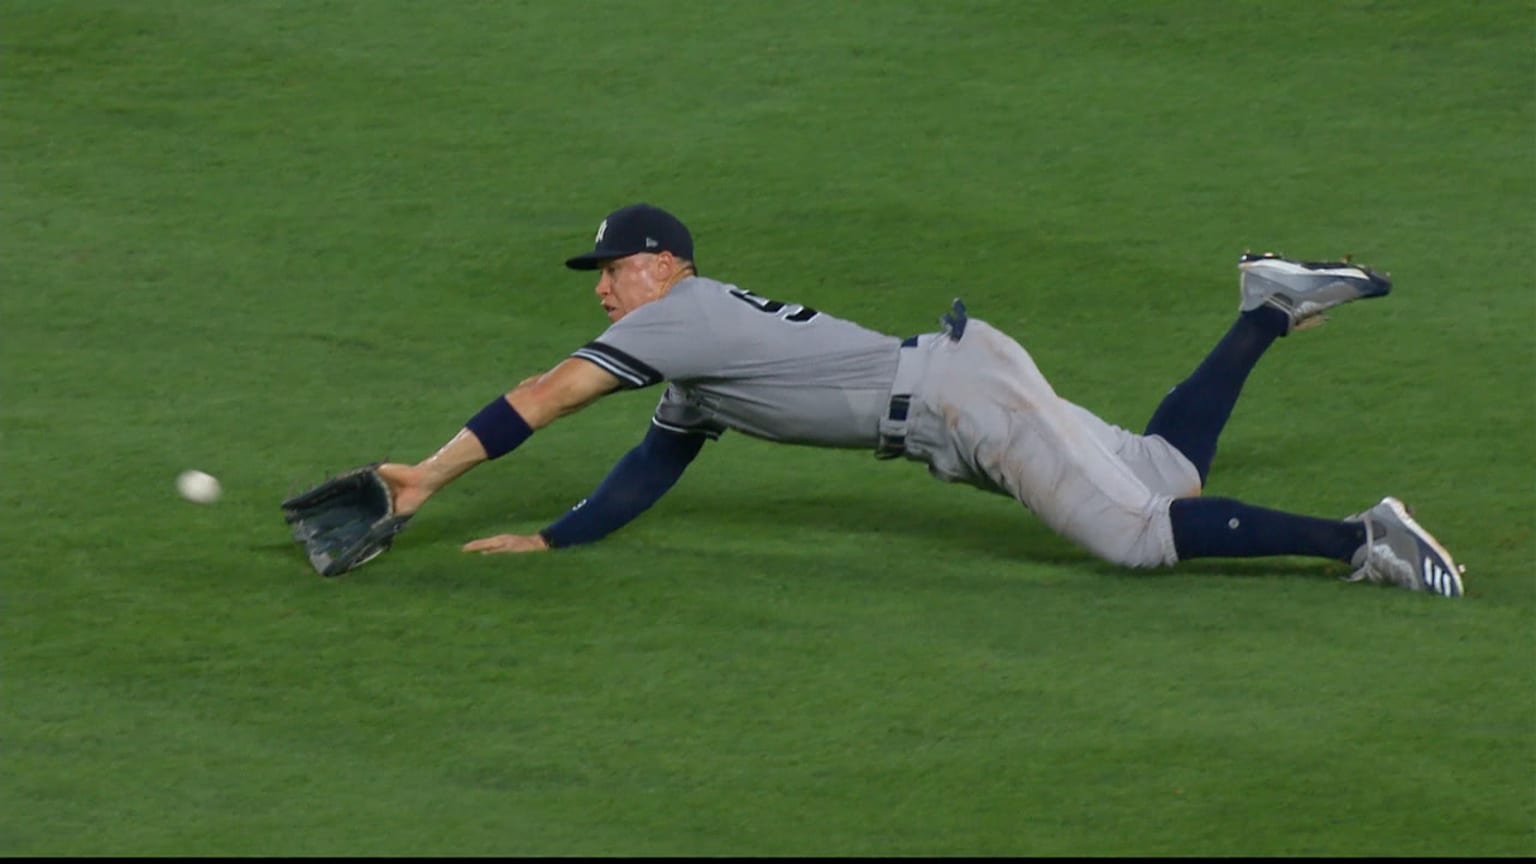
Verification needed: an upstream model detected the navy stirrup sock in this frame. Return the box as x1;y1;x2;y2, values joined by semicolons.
1170;497;1366;563
1144;306;1289;483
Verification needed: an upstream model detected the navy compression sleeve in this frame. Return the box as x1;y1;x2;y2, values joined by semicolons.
538;423;707;548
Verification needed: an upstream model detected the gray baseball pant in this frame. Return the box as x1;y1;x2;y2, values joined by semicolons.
887;321;1201;567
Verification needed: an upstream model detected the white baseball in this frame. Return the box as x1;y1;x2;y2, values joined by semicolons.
176;469;222;504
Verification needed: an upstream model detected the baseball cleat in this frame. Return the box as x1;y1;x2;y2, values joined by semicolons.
1344;497;1465;597
1238;252;1392;332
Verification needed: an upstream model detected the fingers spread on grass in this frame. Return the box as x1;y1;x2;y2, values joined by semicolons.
462;534;547;554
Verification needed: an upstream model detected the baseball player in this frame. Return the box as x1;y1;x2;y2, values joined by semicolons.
282;203;1465;597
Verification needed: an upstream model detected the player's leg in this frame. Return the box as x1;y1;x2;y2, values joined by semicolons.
1140;304;1287;486
1010;398;1450;588
1168;495;1465;597
1060;400;1202;499
992;399;1467;596
900;314;1463;596
1143;254;1392;484
1169;496;1362;562
905;320;1184;567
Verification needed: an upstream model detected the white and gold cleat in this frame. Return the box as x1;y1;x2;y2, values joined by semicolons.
1238;252;1393;332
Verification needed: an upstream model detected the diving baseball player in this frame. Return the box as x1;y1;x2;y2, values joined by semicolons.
282;203;1466;597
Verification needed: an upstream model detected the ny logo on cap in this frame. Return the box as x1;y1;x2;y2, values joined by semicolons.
645;237;658;248
594;219;607;244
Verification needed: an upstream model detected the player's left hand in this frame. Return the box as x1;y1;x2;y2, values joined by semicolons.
462;533;551;554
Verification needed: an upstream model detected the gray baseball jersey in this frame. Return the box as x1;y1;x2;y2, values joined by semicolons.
570;276;901;448
569;279;1199;568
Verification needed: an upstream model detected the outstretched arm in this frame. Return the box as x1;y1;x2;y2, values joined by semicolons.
378;357;622;515
462;422;707;554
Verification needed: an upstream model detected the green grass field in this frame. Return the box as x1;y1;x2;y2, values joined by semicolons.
5;0;1533;855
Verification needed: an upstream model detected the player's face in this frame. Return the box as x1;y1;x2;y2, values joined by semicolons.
594;253;668;322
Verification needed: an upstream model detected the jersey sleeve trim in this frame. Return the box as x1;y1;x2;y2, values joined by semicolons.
571;341;665;389
651;416;725;440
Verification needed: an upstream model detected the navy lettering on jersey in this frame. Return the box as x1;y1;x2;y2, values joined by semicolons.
568;277;901;448
728;288;820;323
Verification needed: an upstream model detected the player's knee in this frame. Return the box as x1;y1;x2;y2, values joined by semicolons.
1086;541;1166;569
1069;518;1176;569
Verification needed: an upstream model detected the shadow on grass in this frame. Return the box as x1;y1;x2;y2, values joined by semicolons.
249;540;298;557
644;484;1350;584
274;460;1356;589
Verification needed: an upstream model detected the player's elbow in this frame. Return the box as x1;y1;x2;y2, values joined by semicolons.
507;359;624;429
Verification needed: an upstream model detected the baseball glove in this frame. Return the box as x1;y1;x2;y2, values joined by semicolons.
281;463;412;577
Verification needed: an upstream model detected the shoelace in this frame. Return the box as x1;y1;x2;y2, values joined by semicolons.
1343;513;1381;584
1343;510;1415;589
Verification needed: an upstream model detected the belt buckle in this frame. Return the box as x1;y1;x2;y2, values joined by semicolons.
875;394;911;459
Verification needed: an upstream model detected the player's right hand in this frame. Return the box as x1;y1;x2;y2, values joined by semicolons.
375;462;433;516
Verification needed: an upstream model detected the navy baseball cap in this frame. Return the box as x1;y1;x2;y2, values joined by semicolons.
564;203;694;270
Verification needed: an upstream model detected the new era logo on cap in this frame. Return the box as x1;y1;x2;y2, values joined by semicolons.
565;203;694;271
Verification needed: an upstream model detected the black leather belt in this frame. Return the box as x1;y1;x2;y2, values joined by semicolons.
875;392;913;460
